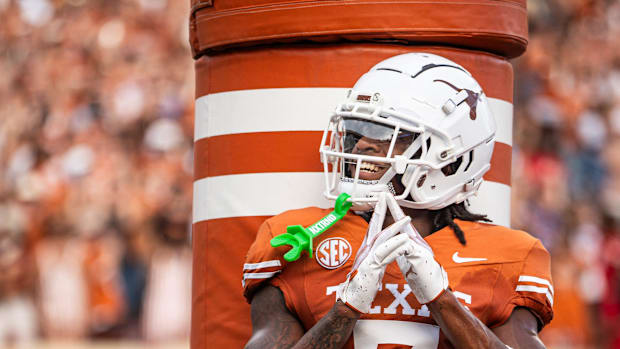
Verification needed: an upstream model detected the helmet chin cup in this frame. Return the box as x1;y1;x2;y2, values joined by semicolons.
336;179;398;211
338;179;386;200
351;202;375;212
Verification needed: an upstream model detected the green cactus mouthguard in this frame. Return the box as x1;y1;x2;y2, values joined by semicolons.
270;193;353;262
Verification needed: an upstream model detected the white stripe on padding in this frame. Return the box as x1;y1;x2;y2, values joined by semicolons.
488;98;513;146
243;271;280;280
243;260;282;270
516;285;554;306
193;173;510;226
519;275;554;295
193;172;332;223
466;181;511;228
194;88;345;140
194;89;513;146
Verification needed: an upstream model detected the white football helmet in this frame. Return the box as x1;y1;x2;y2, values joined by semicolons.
320;53;496;210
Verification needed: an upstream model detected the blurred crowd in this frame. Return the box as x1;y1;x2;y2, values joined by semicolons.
0;0;194;346
512;0;620;347
2;0;620;348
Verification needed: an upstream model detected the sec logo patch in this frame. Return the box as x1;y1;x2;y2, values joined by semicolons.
316;237;352;269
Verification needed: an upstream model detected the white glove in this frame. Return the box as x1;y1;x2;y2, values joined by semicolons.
385;194;450;305
337;193;413;313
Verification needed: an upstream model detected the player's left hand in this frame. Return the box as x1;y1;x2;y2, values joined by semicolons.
337;193;412;313
384;194;450;305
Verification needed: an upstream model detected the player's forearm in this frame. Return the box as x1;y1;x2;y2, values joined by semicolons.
428;290;508;349
291;300;360;349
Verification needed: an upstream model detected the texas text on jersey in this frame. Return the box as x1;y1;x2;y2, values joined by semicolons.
242;208;553;349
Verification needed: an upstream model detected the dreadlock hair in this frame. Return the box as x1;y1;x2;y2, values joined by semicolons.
361;158;491;245
431;202;491;246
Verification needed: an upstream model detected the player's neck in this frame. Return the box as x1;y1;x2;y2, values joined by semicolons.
383;208;434;238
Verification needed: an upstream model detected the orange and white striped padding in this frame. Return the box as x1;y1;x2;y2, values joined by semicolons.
191;45;515;348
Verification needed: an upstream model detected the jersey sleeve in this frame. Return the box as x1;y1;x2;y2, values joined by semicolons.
242;218;289;303
493;238;554;329
512;239;554;327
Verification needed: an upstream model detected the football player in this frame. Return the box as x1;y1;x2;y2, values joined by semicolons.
243;53;553;349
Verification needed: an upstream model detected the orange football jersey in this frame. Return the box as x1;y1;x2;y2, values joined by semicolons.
243;207;554;349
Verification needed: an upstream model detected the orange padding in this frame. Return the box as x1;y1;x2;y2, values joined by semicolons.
194;132;512;186
196;44;514;102
189;0;527;58
191;217;267;349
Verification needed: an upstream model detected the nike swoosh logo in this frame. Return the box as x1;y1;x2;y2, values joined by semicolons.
452;252;487;264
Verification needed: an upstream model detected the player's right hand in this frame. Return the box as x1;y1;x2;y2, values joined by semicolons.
336;193;413;313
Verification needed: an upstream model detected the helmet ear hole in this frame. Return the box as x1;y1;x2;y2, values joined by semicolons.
441;156;463;176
